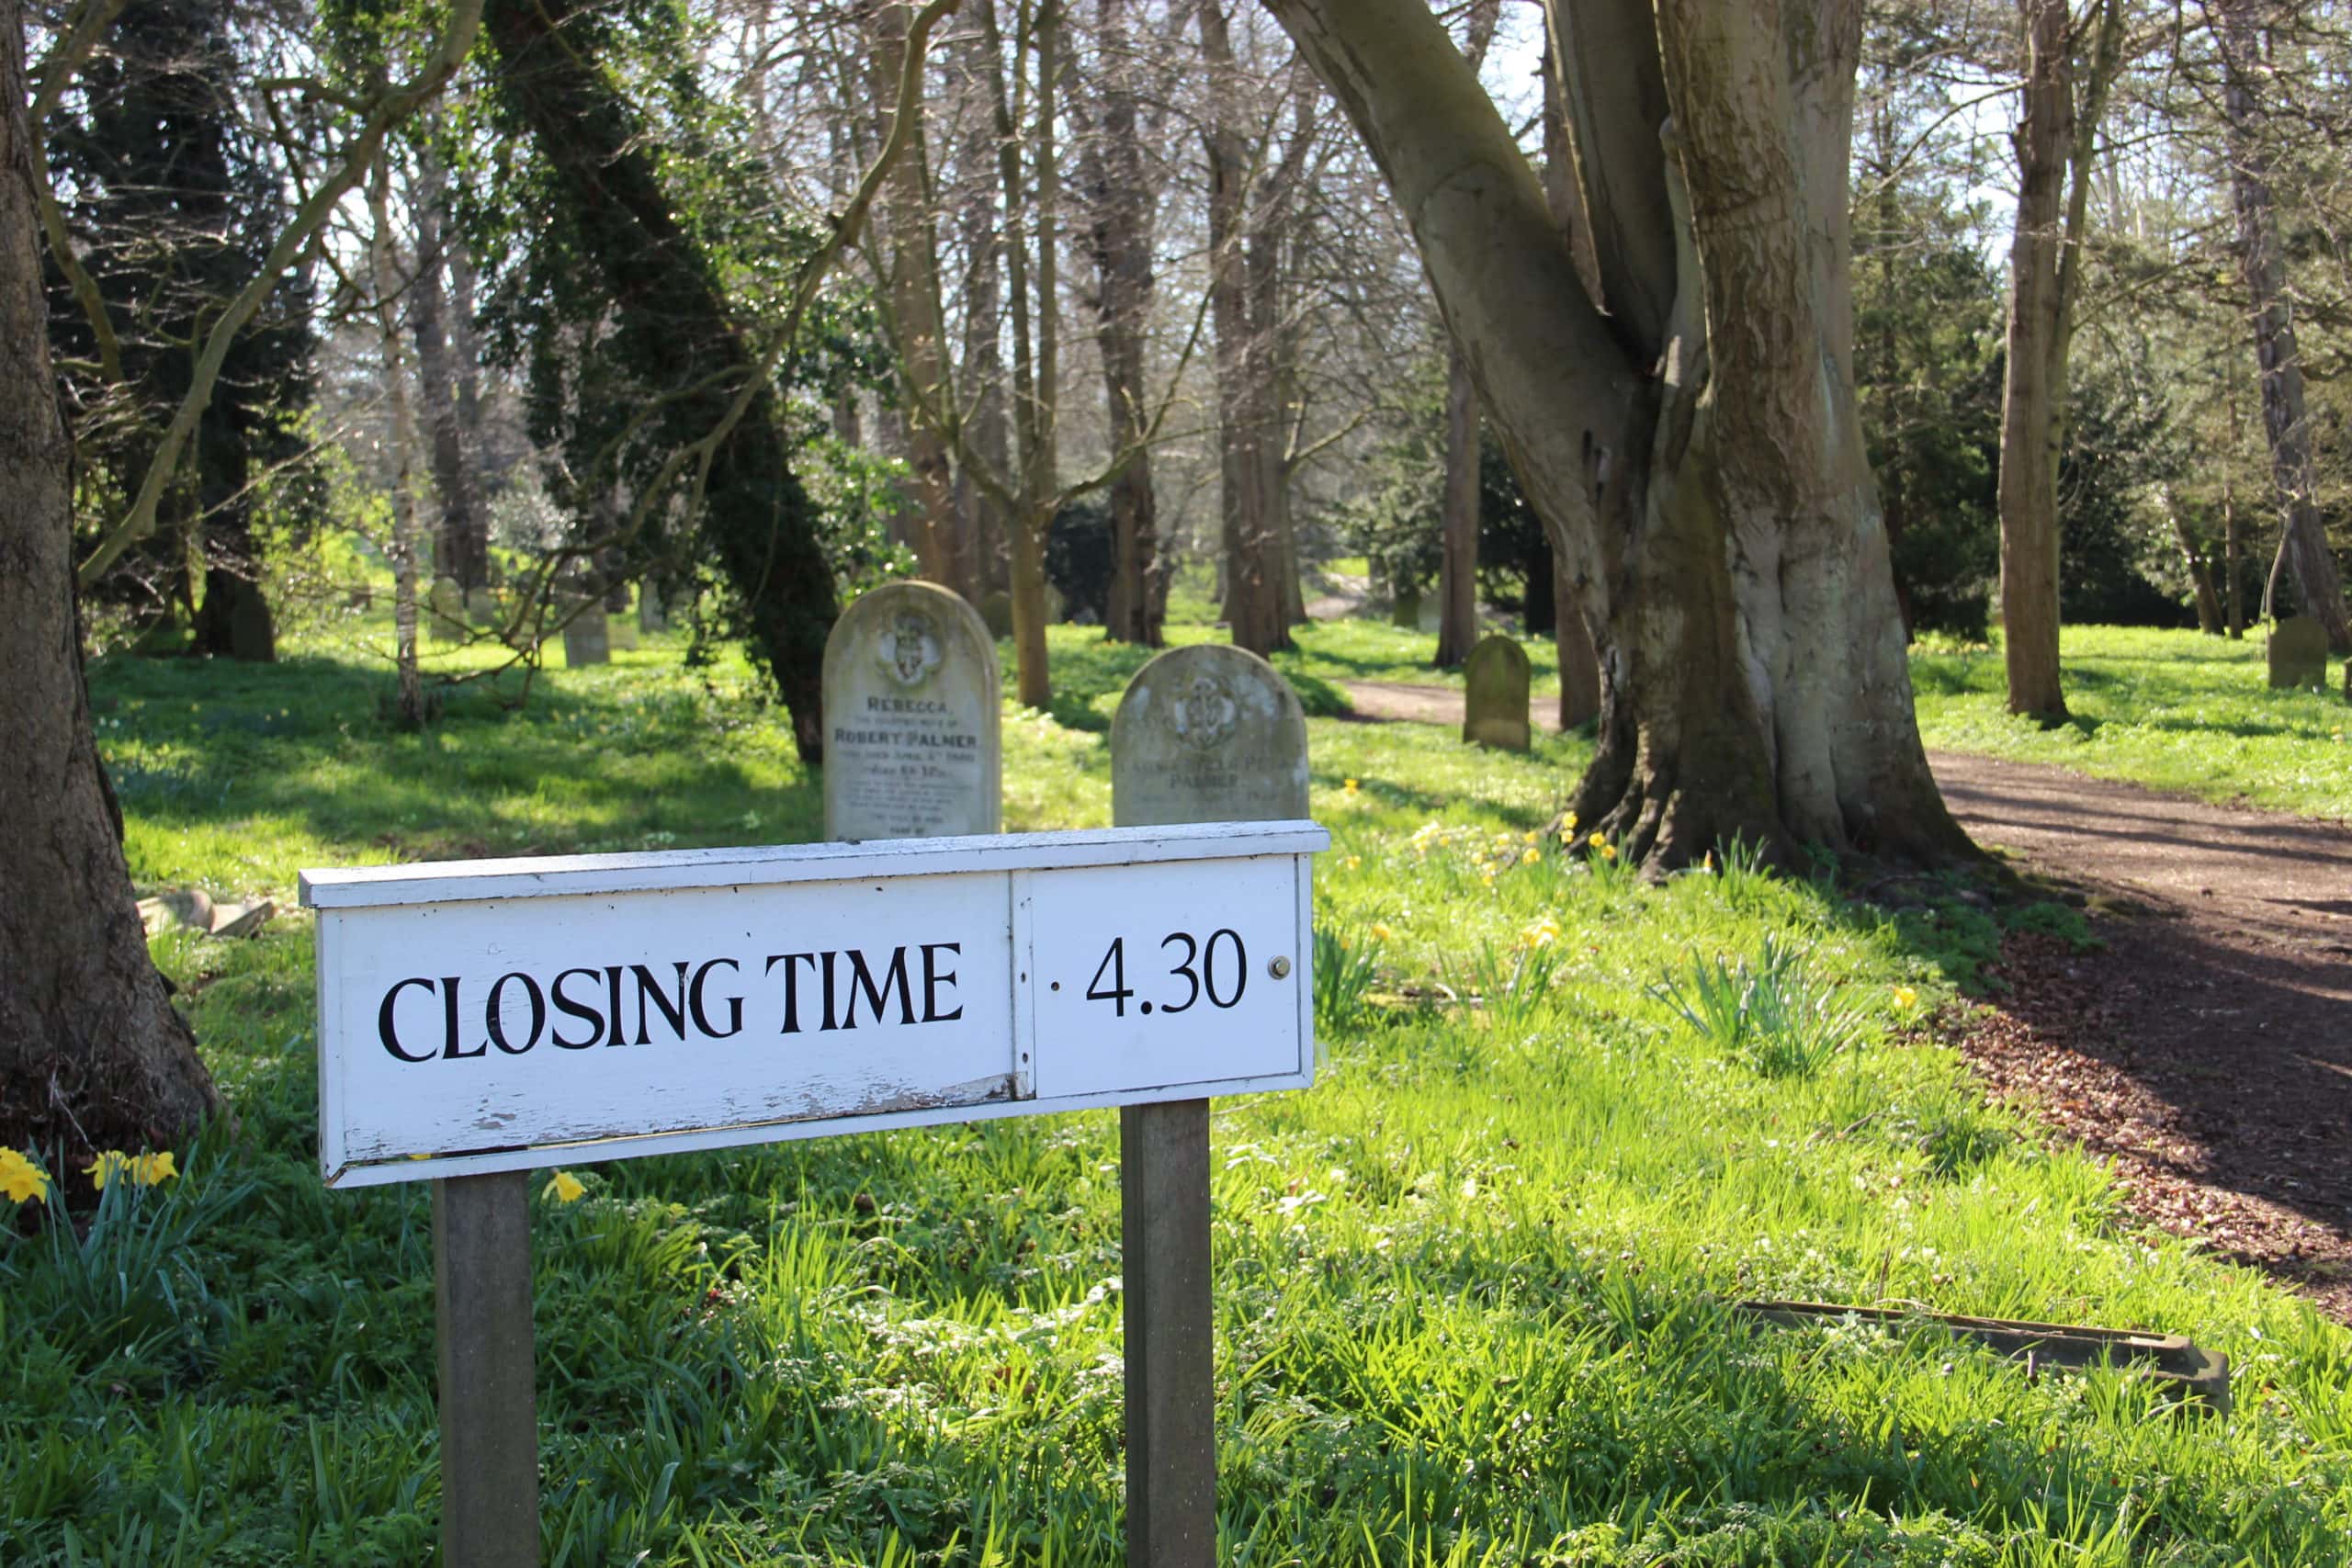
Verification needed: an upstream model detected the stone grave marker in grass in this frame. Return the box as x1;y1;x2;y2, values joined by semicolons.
606;602;639;652
1110;643;1310;1567
978;588;1014;639
822;581;1001;842
2267;615;2327;691
1463;632;1532;750
560;600;610;668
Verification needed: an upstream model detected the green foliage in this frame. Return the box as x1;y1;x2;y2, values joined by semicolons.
24;619;2352;1562
1310;926;1383;1036
1651;934;1871;1080
1913;624;2352;818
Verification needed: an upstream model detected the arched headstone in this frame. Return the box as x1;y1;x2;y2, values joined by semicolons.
1463;633;1532;750
2268;615;2327;691
822;581;1002;840
1112;644;1308;828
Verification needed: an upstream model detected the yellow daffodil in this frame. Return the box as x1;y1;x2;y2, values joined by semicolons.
1600;845;1618;862
85;1150;133;1190
0;1147;49;1205
1892;986;1920;1012
1564;812;1578;832
1520;918;1560;950
544;1170;586;1203
1521;847;1540;864
1342;778;1360;794
1369;922;1395;943
1587;831;1606;850
1344;854;1363;871
130;1151;178;1186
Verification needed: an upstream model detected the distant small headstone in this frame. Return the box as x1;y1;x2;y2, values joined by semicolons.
1390;583;1421;629
561;603;611;668
1463;633;1532;751
639;588;670;633
427;577;467;643
1112;644;1308;828
979;590;1014;639
607;605;639;652
2267;615;2327;691
822;581;1002;840
1044;582;1066;625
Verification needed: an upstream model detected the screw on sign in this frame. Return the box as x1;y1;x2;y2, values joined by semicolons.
300;818;1321;1565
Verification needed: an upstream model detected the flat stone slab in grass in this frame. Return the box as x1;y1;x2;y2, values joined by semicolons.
1462;633;1532;750
823;580;1002;840
2268;615;2328;690
1112;644;1307;828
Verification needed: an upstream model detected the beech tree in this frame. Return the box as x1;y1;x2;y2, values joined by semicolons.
1;0;221;1158
1265;0;1972;869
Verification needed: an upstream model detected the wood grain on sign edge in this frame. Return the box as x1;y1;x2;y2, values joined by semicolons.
299;820;1329;908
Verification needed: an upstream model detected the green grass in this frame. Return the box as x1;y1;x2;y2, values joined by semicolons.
1912;625;2352;819
6;612;2352;1563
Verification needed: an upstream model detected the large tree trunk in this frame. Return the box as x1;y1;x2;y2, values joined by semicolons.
2214;0;2352;653
1;3;221;1158
1433;0;1500;670
1087;0;1164;646
1268;0;1972;871
1995;0;2074;721
485;0;838;757
1553;546;1600;728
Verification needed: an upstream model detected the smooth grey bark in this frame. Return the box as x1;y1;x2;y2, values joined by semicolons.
410;138;488;594
0;0;221;1156
2212;0;2351;653
1265;0;1971;869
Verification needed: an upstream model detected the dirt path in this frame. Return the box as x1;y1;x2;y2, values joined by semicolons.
1337;678;2352;1318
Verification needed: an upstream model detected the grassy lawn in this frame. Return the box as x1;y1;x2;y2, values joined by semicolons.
7;615;2352;1563
1911;626;2351;820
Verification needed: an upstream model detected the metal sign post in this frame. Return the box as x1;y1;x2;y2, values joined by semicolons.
301;822;1323;1562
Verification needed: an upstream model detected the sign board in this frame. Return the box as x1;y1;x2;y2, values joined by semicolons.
301;821;1324;1187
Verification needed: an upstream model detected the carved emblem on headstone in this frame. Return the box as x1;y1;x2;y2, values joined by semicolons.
1169;672;1239;751
877;610;943;687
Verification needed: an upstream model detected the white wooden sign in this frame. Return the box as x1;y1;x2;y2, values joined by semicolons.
301;821;1325;1187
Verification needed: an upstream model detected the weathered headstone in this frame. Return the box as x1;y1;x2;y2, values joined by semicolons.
560;603;610;668
427;577;468;643
2267;615;2327;691
978;589;1014;639
1112;644;1310;828
1110;642;1309;1568
1390;582;1421;629
606;604;640;652
639;587;670;633
1463;633;1532;750
822;581;1002;841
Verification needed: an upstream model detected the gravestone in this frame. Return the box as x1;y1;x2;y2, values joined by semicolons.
2267;615;2327;691
1390;582;1421;629
1044;582;1066;625
606;603;640;653
1109;642;1308;1568
1463;633;1532;751
1113;644;1309;829
560;603;610;668
427;577;467;643
822;580;1001;840
978;589;1014;639
639;588;670;633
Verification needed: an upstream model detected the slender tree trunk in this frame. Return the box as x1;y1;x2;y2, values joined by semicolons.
485;0;838;757
2160;487;2224;636
1996;0;2074;720
1554;546;1599;728
1434;0;1500;669
2224;387;2244;637
956;27;1012;599
409;138;486;594
370;149;428;728
0;1;221;1158
2214;0;2352;652
1270;0;1972;870
871;0;963;594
